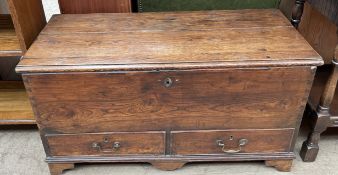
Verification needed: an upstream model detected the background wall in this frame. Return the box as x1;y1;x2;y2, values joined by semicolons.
42;0;60;21
0;0;9;14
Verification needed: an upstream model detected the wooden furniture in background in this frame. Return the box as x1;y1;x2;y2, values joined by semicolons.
0;0;46;125
58;0;132;14
136;0;280;12
298;1;337;64
0;0;20;57
135;0;295;20
290;0;305;28
7;0;46;54
17;10;322;174
279;0;296;19
0;81;33;124
294;0;338;162
0;0;46;57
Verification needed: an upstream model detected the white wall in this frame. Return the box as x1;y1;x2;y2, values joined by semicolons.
0;0;9;14
42;0;60;21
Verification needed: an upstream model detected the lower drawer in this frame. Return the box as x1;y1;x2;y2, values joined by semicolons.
46;131;165;156
171;129;294;155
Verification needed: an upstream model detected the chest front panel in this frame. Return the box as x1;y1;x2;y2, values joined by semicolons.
24;67;313;134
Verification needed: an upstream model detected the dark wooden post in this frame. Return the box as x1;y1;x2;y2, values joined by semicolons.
291;0;306;28
300;31;338;162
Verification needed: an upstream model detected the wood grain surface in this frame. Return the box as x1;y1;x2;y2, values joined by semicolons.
0;14;21;56
0;81;34;123
47;131;165;156
17;9;322;73
0;28;21;56
7;0;46;53
19;8;322;172
171;129;294;155
23;67;314;134
58;0;131;14
308;0;338;26
299;2;337;64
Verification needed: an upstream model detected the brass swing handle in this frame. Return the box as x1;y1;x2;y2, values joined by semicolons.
92;141;121;153
216;139;248;153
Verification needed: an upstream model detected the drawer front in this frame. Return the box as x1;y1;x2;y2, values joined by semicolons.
46;131;165;156
171;129;294;155
24;67;314;133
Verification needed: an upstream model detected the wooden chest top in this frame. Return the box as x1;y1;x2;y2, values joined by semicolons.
16;9;322;73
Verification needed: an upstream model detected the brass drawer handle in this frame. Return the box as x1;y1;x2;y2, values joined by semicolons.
92;141;121;153
216;138;248;153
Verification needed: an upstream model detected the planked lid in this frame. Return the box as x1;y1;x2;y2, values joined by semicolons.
17;9;323;73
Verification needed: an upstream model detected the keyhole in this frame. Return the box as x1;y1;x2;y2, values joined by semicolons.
103;137;109;143
229;136;234;140
164;77;173;88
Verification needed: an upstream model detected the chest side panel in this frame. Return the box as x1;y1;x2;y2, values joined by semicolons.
23;67;314;134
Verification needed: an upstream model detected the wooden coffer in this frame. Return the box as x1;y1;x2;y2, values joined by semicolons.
16;10;323;174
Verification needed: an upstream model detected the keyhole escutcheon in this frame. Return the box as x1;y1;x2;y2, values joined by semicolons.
163;77;173;88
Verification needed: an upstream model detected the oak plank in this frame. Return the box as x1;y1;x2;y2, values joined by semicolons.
0;81;34;121
7;0;46;53
17;10;322;73
0;14;21;56
24;67;313;133
0;29;21;57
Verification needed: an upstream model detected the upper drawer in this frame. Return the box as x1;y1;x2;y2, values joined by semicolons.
25;67;314;133
171;129;294;155
46;131;165;156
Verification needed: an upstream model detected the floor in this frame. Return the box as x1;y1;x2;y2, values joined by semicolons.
0;1;338;175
